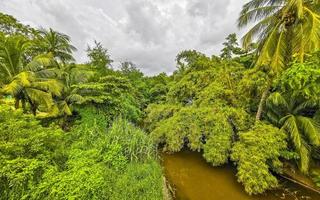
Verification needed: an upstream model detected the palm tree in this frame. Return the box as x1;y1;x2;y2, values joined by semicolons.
49;63;92;117
238;0;320;120
23;51;93;118
35;28;77;63
0;34;30;83
266;92;320;174
2;71;63;115
0;34;63;115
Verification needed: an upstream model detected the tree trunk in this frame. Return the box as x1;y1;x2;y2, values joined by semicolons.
255;86;270;121
31;106;37;116
22;99;26;112
14;98;19;109
29;100;37;116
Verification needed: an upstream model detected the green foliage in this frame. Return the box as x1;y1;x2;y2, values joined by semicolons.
150;106;230;153
146;73;170;104
278;56;320;100
239;0;320;74
266;53;320;174
87;40;113;75
167;68;215;104
106;118;156;162
220;33;243;59
119;62;149;108
73;75;142;123
167;52;245;106
238;68;270;111
145;50;253;168
34;28;76;62
0;104;163;200
312;171;320;188
175;50;207;72
144;104;181;132
147;104;252;166
0;35;66;116
238;0;320;122
0;34;31;83
0;12;36;37
0;104;65;200
111;161;163;200
2;71;63;114
266;92;320;174
231;123;288;195
2;8;320;198
36;111;162;200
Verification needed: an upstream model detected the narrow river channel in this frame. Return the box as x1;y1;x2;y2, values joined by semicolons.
162;151;320;200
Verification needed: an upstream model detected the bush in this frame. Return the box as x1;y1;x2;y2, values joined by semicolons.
0;104;163;200
231;122;287;194
0;104;65;200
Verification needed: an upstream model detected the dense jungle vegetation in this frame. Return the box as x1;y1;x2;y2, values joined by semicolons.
0;0;320;199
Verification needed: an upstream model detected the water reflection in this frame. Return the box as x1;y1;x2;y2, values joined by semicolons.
162;151;320;200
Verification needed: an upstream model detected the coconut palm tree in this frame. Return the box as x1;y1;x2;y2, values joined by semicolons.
49;63;92;118
238;0;320;120
35;28;77;63
0;34;63;115
2;71;63;115
0;34;30;83
266;92;320;174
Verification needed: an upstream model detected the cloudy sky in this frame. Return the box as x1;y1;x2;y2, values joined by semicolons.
0;0;248;75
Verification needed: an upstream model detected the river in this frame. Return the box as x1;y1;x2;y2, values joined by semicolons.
162;151;320;200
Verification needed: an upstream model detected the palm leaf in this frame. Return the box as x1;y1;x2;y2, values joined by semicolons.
281;115;302;150
299;140;310;174
238;5;281;28
65;93;85;104
241;15;277;49
31;79;64;97
25;88;54;109
270;30;287;74
297;116;320;146
266;92;289;110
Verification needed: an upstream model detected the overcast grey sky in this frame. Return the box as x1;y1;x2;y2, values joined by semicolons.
0;0;247;75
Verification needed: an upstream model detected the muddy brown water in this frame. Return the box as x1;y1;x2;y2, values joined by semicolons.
162;151;320;200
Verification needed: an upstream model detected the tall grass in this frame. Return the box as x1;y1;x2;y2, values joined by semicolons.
107;118;157;162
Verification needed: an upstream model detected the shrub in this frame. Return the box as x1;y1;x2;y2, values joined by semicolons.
231;122;287;194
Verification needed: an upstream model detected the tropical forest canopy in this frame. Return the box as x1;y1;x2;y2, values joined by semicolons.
0;0;320;199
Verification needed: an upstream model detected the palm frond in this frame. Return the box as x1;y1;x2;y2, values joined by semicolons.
241;15;277;49
297;116;320;146
65;93;85;104
0;35;31;80
3;72;34;95
270;30;287;74
281;115;302;150
266;92;289;110
36;28;76;62
59;101;72;116
25;88;54;109
299;141;310;174
31;79;64;97
302;7;320;51
26;53;56;72
293;99;318;114
238;6;281;28
281;115;312;173
255;22;281;67
239;0;285;27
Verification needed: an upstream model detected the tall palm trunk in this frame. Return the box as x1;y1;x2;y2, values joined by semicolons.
14;98;20;109
21;99;26;112
255;85;270;121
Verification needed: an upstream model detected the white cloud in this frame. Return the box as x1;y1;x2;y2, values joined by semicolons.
0;0;247;75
